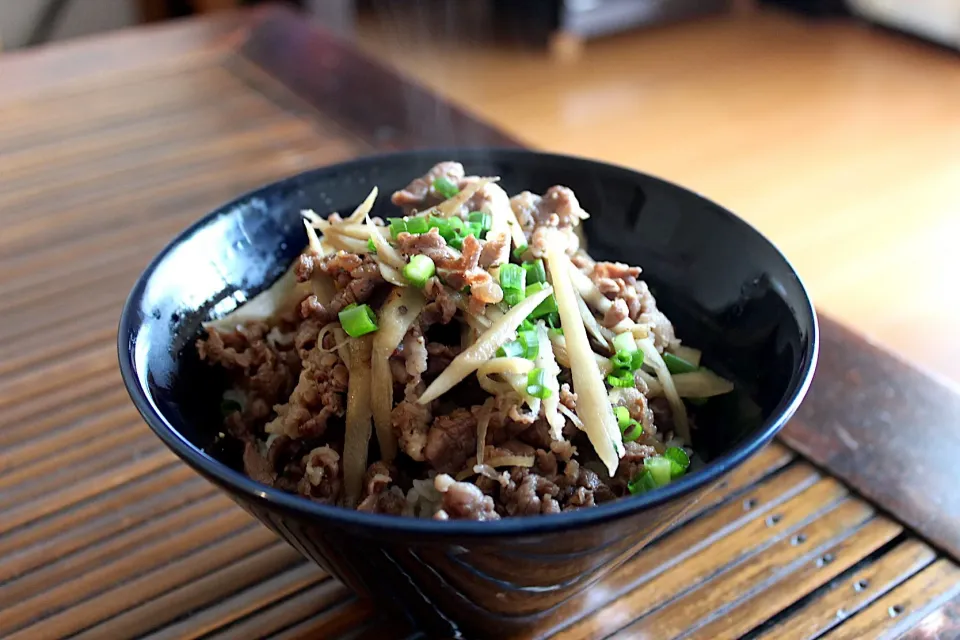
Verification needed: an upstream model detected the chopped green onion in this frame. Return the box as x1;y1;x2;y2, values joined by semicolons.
630;350;645;371
612;351;633;370
446;216;465;235
468;211;492;231
338;303;378;337
432;177;460;199
644;456;673;487
402;255;436;288
513;244;528;260
525;283;559;319
607;370;635;388
613;332;638;354
526;368;553;399
628;469;657;495
622;420;643;442
388;218;407;238
548;327;564;337
427;215;448;234
405;216;430;234
664;447;690;478
503;290;524;306
614;406;631;428
499;264;525;291
367;237;377;253
449;237;464;250
663;352;698;374
519;318;535;332
220;399;242;416
342;303;357;312
517;330;540;359
523;259;547;285
497;340;526;358
466;222;485;239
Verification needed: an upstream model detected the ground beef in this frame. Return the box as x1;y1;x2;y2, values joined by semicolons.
650;396;674;435
356;461;406;515
391;161;466;214
602;298;630;328
612;387;657;436
421;277;457;326
297;446;341;504
396;229;460;267
587;263;677;352
425;342;459;376
197;322;300;416
559;384;577;411
242;440;276;485
264;346;348;440
501;468;561;516
425;408;478;474
478;232;508;269
518;419;554;450
392;389;431;461
298;252;384;324
433;474;500;521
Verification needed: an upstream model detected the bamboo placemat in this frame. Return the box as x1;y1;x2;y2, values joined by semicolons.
2;8;959;639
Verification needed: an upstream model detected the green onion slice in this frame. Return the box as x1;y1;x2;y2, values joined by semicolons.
663;352;698;374
402;255;436;288
405;216;430;234
526;367;553;399
664;446;690;478
523;259;547;285
628;469;657;495
644;456;673;486
432;177;460;199
338;303;378;337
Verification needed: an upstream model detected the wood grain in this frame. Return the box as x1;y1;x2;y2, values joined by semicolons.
0;4;958;639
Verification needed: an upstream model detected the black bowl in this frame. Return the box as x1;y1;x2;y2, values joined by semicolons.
118;149;818;638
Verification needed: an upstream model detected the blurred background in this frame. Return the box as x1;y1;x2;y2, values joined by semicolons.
2;0;959;385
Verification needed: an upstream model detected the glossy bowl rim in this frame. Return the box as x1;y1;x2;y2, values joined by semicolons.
118;147;819;537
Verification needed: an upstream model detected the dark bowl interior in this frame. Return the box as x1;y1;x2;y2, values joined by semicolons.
119;148;817;637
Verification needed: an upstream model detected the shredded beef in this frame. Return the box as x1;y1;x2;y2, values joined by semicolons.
298;252;384;324
650;396;674;435
297;446;341;504
243;441;276;485
391;162;466;214
264;347;348;440
602;298;630;328
587;262;677;351
425;408;477;474
425;342;459;376
502;468;561;516
392;396;431;461
356;461;406;515
198;322;299;414
518;419;554;450
433;474;500;521
421;277;457;326
396;229;460;267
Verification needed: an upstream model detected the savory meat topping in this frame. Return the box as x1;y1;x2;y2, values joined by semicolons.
297;446;342;504
433;474;500;521
425;408;478;474
200;160;730;520
391;161;466;214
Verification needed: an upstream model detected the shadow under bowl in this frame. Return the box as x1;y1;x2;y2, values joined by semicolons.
118;148;818;638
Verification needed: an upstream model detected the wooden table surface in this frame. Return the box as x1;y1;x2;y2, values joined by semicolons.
2;5;960;639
